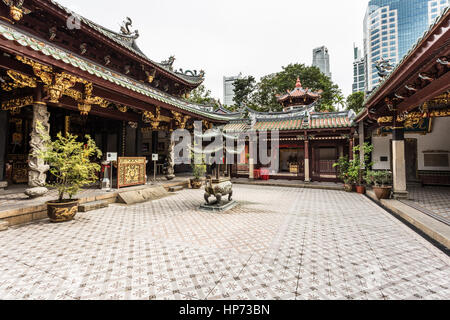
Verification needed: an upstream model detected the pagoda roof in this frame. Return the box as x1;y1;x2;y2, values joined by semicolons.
222;105;355;132
46;0;205;86
276;78;322;103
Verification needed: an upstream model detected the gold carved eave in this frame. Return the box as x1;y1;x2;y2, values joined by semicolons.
377;108;450;126
1;95;33;114
14;56;111;115
142;106;161;129
172;111;190;129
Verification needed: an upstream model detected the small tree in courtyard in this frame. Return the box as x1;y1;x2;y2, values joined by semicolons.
36;122;102;201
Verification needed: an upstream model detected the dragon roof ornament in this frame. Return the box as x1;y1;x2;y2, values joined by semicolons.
120;17;139;39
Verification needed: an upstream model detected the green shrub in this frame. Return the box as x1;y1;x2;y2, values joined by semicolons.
36;122;102;201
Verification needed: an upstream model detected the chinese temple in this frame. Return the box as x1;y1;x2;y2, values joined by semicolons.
224;78;356;182
356;7;450;198
0;0;235;191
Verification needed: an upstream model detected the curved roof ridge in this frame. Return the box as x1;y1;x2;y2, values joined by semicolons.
47;0;205;86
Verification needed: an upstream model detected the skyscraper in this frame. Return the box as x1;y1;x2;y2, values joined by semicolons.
352;45;365;93
223;74;242;107
363;0;448;91
312;46;332;79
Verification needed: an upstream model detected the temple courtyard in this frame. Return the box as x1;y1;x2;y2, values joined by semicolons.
0;184;449;300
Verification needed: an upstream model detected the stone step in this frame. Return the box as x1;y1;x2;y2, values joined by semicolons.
169;185;184;192
117;186;169;205
0;221;9;231
78;200;109;213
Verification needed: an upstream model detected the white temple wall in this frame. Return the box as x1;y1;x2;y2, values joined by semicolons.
371;117;450;171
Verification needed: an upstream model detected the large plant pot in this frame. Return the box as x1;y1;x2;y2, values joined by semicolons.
356;185;366;194
190;179;202;189
373;186;392;200
46;200;79;223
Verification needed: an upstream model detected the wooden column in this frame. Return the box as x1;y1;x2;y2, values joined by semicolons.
349;138;354;161
359;122;365;169
119;121;126;157
304;139;311;182
136;121;143;157
392;121;408;199
0;111;7;184
248;142;254;180
311;142;315;181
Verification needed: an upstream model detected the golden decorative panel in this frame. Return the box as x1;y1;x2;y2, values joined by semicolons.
117;157;147;189
1;96;33;113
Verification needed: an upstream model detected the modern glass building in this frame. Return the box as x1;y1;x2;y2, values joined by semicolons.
364;0;449;91
223;74;242;107
352;46;365;93
312;46;332;79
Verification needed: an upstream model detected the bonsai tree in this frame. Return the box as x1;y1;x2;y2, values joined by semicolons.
365;170;393;199
37;122;102;201
366;170;392;187
379;170;393;186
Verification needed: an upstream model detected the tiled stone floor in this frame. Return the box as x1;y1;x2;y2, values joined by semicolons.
0;175;190;212
406;186;450;224
0;185;449;300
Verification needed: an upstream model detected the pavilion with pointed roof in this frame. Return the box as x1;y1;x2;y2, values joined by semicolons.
222;79;356;182
276;77;323;111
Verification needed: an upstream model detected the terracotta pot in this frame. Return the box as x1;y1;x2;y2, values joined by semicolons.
190;179;202;189
46;199;78;223
373;186;392;200
356;185;366;194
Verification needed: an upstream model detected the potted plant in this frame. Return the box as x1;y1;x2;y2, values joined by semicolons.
36;123;102;222
347;159;361;193
366;170;392;200
190;150;206;189
333;156;353;192
352;143;374;195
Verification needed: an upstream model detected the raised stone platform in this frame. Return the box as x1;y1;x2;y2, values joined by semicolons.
0;221;8;231
117;186;170;205
78;200;109;213
0;176;191;227
169;185;184;192
199;200;238;212
366;189;450;250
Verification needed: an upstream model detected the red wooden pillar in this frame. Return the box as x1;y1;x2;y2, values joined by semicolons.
311;141;315;181
349;138;354;161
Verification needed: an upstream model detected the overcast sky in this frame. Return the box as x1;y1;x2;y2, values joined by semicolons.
57;0;368;101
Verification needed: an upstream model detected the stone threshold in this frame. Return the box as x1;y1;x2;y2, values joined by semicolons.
366;189;450;251
0;180;190;228
231;179;344;191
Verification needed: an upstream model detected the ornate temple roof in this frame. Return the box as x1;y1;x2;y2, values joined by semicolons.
47;0;205;86
222;106;355;132
276;78;322;104
0;21;233;121
364;6;450;105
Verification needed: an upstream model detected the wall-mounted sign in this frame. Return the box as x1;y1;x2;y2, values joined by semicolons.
107;152;118;162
